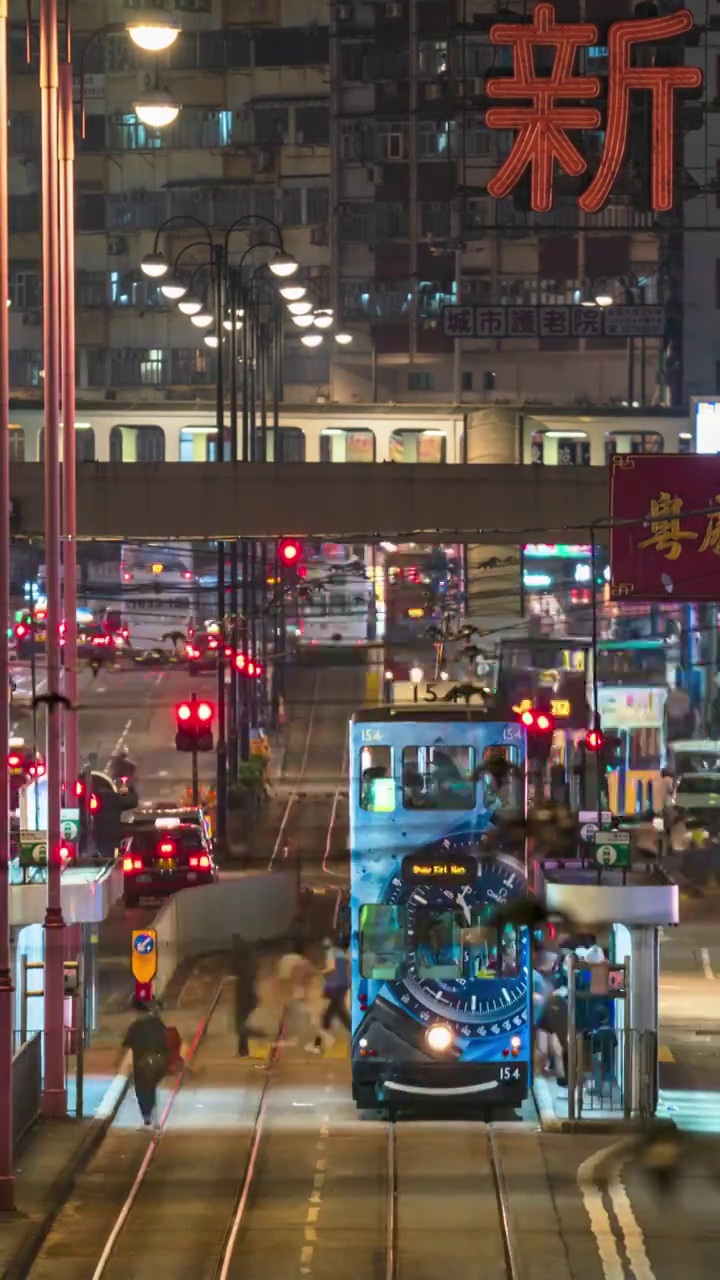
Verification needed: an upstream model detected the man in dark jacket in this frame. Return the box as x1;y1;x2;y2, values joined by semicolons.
123;1000;169;1126
232;934;258;1057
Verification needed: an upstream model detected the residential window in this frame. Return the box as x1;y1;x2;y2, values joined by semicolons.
254;27;329;68
8;427;25;463
77;271;107;308
462;372;473;392
463;42;494;77
9;268;41;310
107;113;163;151
418;40;448;77
421;202;449;239
108;190;168;230
253;107;289;148
376;122;406;160
376;202;408;239
340;123;364;162
9;350;43;388
77;192;106;232
295;105;329;147
171;349;213;385
408;371;435;392
254;186;277;222
418;120;450;158
109;350;167;388
84;349;107;388
340;43;365;81
340;205;373;242
79;115;106;153
108;271;163;308
9;196;40;233
306;187;329;224
105;33;138;72
281;188;303;227
9;112;39;154
465;118;492;158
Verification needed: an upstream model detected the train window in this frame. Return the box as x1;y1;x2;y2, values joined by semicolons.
401;745;475;809
319;428;375;463
413;910;463;980
360;746;395;812
389;429;446;463
359;905;405;979
462;917;519;978
605;431;663;462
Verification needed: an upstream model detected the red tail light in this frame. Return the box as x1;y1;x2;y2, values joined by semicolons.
224;646;233;658
7;754;21;770
187;646;198;659
198;854;210;869
189;855;199;868
122;856;134;871
158;840;175;855
89;793;100;813
208;637;219;650
75;779;85;798
14;624;27;638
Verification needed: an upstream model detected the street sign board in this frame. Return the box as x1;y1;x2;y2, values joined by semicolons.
18;830;47;867
593;829;631;869
60;807;80;842
579;810;612;842
131;929;158;984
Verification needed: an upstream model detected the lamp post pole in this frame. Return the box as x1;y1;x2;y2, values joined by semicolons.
39;0;67;1118
59;62;78;801
213;243;227;852
0;0;15;1211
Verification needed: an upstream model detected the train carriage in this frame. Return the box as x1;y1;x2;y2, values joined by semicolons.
349;707;531;1113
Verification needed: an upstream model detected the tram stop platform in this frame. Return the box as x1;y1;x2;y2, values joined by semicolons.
532;862;678;1132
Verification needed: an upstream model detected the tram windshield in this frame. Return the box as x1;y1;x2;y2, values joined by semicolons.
401;745;475;809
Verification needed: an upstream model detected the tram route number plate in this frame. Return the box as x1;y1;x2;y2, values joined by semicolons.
592;830;631;869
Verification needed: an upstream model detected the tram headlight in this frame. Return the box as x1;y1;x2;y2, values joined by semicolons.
426;1024;453;1053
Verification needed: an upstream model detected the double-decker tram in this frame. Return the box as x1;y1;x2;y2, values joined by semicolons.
349;707;531;1113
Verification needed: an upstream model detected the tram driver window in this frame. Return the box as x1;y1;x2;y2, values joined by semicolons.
481;746;521;812
414;910;463;980
360;746;395;811
401;745;475;809
359;905;405;979
462;917;519;978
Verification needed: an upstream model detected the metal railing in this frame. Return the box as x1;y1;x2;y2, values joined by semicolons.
570;1028;658;1120
12;1031;41;1151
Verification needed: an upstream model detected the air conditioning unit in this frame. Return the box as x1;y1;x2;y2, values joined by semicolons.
367;165;385;183
386;2;402;16
310;223;329;246
334;2;351;18
424;83;443;100
466;77;483;96
107;237;128;255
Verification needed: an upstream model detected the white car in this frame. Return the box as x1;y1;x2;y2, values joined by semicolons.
666;772;720;850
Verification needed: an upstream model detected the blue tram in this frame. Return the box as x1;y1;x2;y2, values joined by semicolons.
349;707;532;1111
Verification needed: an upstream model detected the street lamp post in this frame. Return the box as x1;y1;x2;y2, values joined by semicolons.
59;63;77;806
0;0;14;1210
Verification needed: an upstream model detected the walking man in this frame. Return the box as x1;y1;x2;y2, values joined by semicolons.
123;999;169;1127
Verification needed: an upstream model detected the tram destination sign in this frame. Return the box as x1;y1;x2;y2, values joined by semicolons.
402;854;477;885
442;305;665;341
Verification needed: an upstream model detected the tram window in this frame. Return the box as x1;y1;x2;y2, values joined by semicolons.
628;727;662;770
401;745;475;810
481;746;521;811
462;918;519;978
360;746;395;812
359;905;405;979
413;910;463;980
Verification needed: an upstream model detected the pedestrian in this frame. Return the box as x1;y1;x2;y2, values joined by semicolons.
232;934;258;1057
307;938;350;1054
122;999;169;1127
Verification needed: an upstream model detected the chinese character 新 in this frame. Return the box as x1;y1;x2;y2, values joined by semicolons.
699;496;720;556
486;4;702;214
637;492;698;561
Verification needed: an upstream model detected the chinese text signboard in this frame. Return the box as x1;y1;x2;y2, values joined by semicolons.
610;456;720;601
442;305;664;340
485;4;701;213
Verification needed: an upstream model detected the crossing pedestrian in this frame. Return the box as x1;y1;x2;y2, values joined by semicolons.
123;1000;169;1127
232;934;258;1057
307;938;350;1054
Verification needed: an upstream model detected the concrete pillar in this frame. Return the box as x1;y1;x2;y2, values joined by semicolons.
629;924;660;1116
464;408;522;634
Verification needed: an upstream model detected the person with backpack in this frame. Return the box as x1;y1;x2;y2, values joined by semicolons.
122;1000;169;1127
307;938;350;1054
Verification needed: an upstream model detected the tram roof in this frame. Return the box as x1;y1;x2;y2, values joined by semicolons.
352;707;493;724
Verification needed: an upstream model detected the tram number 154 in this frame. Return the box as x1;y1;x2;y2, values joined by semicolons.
499;1066;521;1082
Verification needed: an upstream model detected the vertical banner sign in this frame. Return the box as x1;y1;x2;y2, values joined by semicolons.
609;455;720;601
485;5;701;213
131;930;158;984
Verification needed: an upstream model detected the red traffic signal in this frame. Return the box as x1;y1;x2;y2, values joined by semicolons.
518;708;554;733
279;537;302;566
175;697;214;753
585;729;605;752
89;793;100;813
177;701;193;723
196;700;213;723
235;652;246;671
7;752;22;773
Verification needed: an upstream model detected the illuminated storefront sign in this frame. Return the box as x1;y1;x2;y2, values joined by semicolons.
512;697;572;719
597;687;666;730
485;4;701;213
524;544;592;558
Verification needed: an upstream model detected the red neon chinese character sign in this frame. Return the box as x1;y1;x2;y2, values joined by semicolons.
486;4;702;214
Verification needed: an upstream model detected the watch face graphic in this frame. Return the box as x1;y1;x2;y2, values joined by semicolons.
354;828;530;1060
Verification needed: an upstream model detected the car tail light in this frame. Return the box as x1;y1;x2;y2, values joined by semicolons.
187;646;198;659
158;840;175;855
189;854;199;867
224;646;233;658
208;637;219;650
198;854;210;869
122;856;134;871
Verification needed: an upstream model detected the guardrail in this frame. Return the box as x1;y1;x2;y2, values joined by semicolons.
12;1031;41;1152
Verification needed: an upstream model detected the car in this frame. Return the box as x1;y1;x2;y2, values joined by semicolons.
120;803;214;852
120;823;218;907
665;772;720;849
186;630;225;675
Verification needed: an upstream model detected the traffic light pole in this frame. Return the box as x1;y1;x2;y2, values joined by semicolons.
213;243;227;852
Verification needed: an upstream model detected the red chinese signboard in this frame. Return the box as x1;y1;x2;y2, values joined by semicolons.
610;456;720;602
486;4;702;213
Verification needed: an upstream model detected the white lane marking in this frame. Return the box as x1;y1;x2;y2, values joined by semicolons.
701;947;715;980
577;1144;656;1280
103;718;133;774
268;673;319;869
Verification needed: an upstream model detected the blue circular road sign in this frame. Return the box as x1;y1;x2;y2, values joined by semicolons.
133;932;156;956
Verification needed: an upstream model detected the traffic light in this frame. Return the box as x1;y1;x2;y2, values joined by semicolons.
585;728;605;753
234;652;263;678
518;706;554;763
175;698;214;753
279;537;302;567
